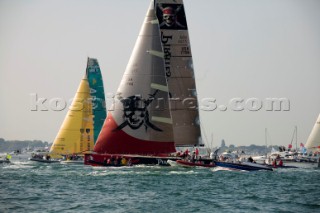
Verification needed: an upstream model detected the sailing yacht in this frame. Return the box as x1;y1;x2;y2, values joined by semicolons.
29;58;106;163
267;126;299;163
85;0;201;166
253;120;320;168
30;76;94;163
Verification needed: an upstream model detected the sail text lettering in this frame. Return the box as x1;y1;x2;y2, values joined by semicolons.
161;32;172;78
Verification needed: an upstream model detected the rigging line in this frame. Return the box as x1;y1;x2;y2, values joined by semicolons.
266;129;273;147
199;117;208;147
290;126;296;145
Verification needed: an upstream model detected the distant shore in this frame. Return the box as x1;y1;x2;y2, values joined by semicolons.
0;137;286;156
0;138;50;153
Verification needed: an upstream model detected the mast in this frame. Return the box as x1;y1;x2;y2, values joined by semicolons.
295;125;298;150
265;128;270;156
265;128;267;154
289;125;298;151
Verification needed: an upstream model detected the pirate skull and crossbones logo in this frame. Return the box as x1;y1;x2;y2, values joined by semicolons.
114;90;162;132
157;4;186;29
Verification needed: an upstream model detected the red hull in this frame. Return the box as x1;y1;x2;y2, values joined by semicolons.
94;114;176;155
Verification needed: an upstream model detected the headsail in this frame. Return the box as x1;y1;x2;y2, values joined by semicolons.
155;0;202;146
86;58;107;143
94;1;175;155
50;77;94;155
305;114;320;150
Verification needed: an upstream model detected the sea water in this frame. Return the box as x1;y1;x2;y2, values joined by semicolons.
1;157;319;213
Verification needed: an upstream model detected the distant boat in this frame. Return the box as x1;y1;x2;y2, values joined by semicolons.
299;114;320;164
267;125;319;165
0;154;11;164
251;128;271;164
48;58;106;161
260;127;298;164
212;149;273;171
85;0;201;166
29;154;60;163
0;159;10;164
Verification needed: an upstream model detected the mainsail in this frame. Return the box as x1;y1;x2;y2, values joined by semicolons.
50;77;94;155
305;114;320;150
94;0;175;155
155;0;202;146
86;58;107;143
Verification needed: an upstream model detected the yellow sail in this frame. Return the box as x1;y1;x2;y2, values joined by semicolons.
50;77;94;155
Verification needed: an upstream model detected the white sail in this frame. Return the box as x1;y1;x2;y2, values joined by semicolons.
305;114;320;150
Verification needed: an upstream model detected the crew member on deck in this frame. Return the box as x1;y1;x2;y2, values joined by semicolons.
121;157;127;165
184;149;189;157
195;148;199;160
272;159;277;168
5;153;11;161
103;158;107;166
278;159;283;167
191;152;196;163
248;156;254;163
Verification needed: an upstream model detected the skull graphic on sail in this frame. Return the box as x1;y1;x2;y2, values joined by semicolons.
114;90;162;132
157;4;187;29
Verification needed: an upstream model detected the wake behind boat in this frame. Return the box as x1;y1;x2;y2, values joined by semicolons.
28;148;61;163
29;158;60;163
60;159;84;165
266;164;298;169
60;155;84;164
214;161;273;171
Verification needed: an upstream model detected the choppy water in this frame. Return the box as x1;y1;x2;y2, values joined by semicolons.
1;156;320;213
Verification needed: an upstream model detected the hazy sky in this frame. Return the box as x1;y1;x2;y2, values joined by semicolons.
1;0;319;147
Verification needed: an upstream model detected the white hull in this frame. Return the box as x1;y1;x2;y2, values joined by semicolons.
241;162;271;170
